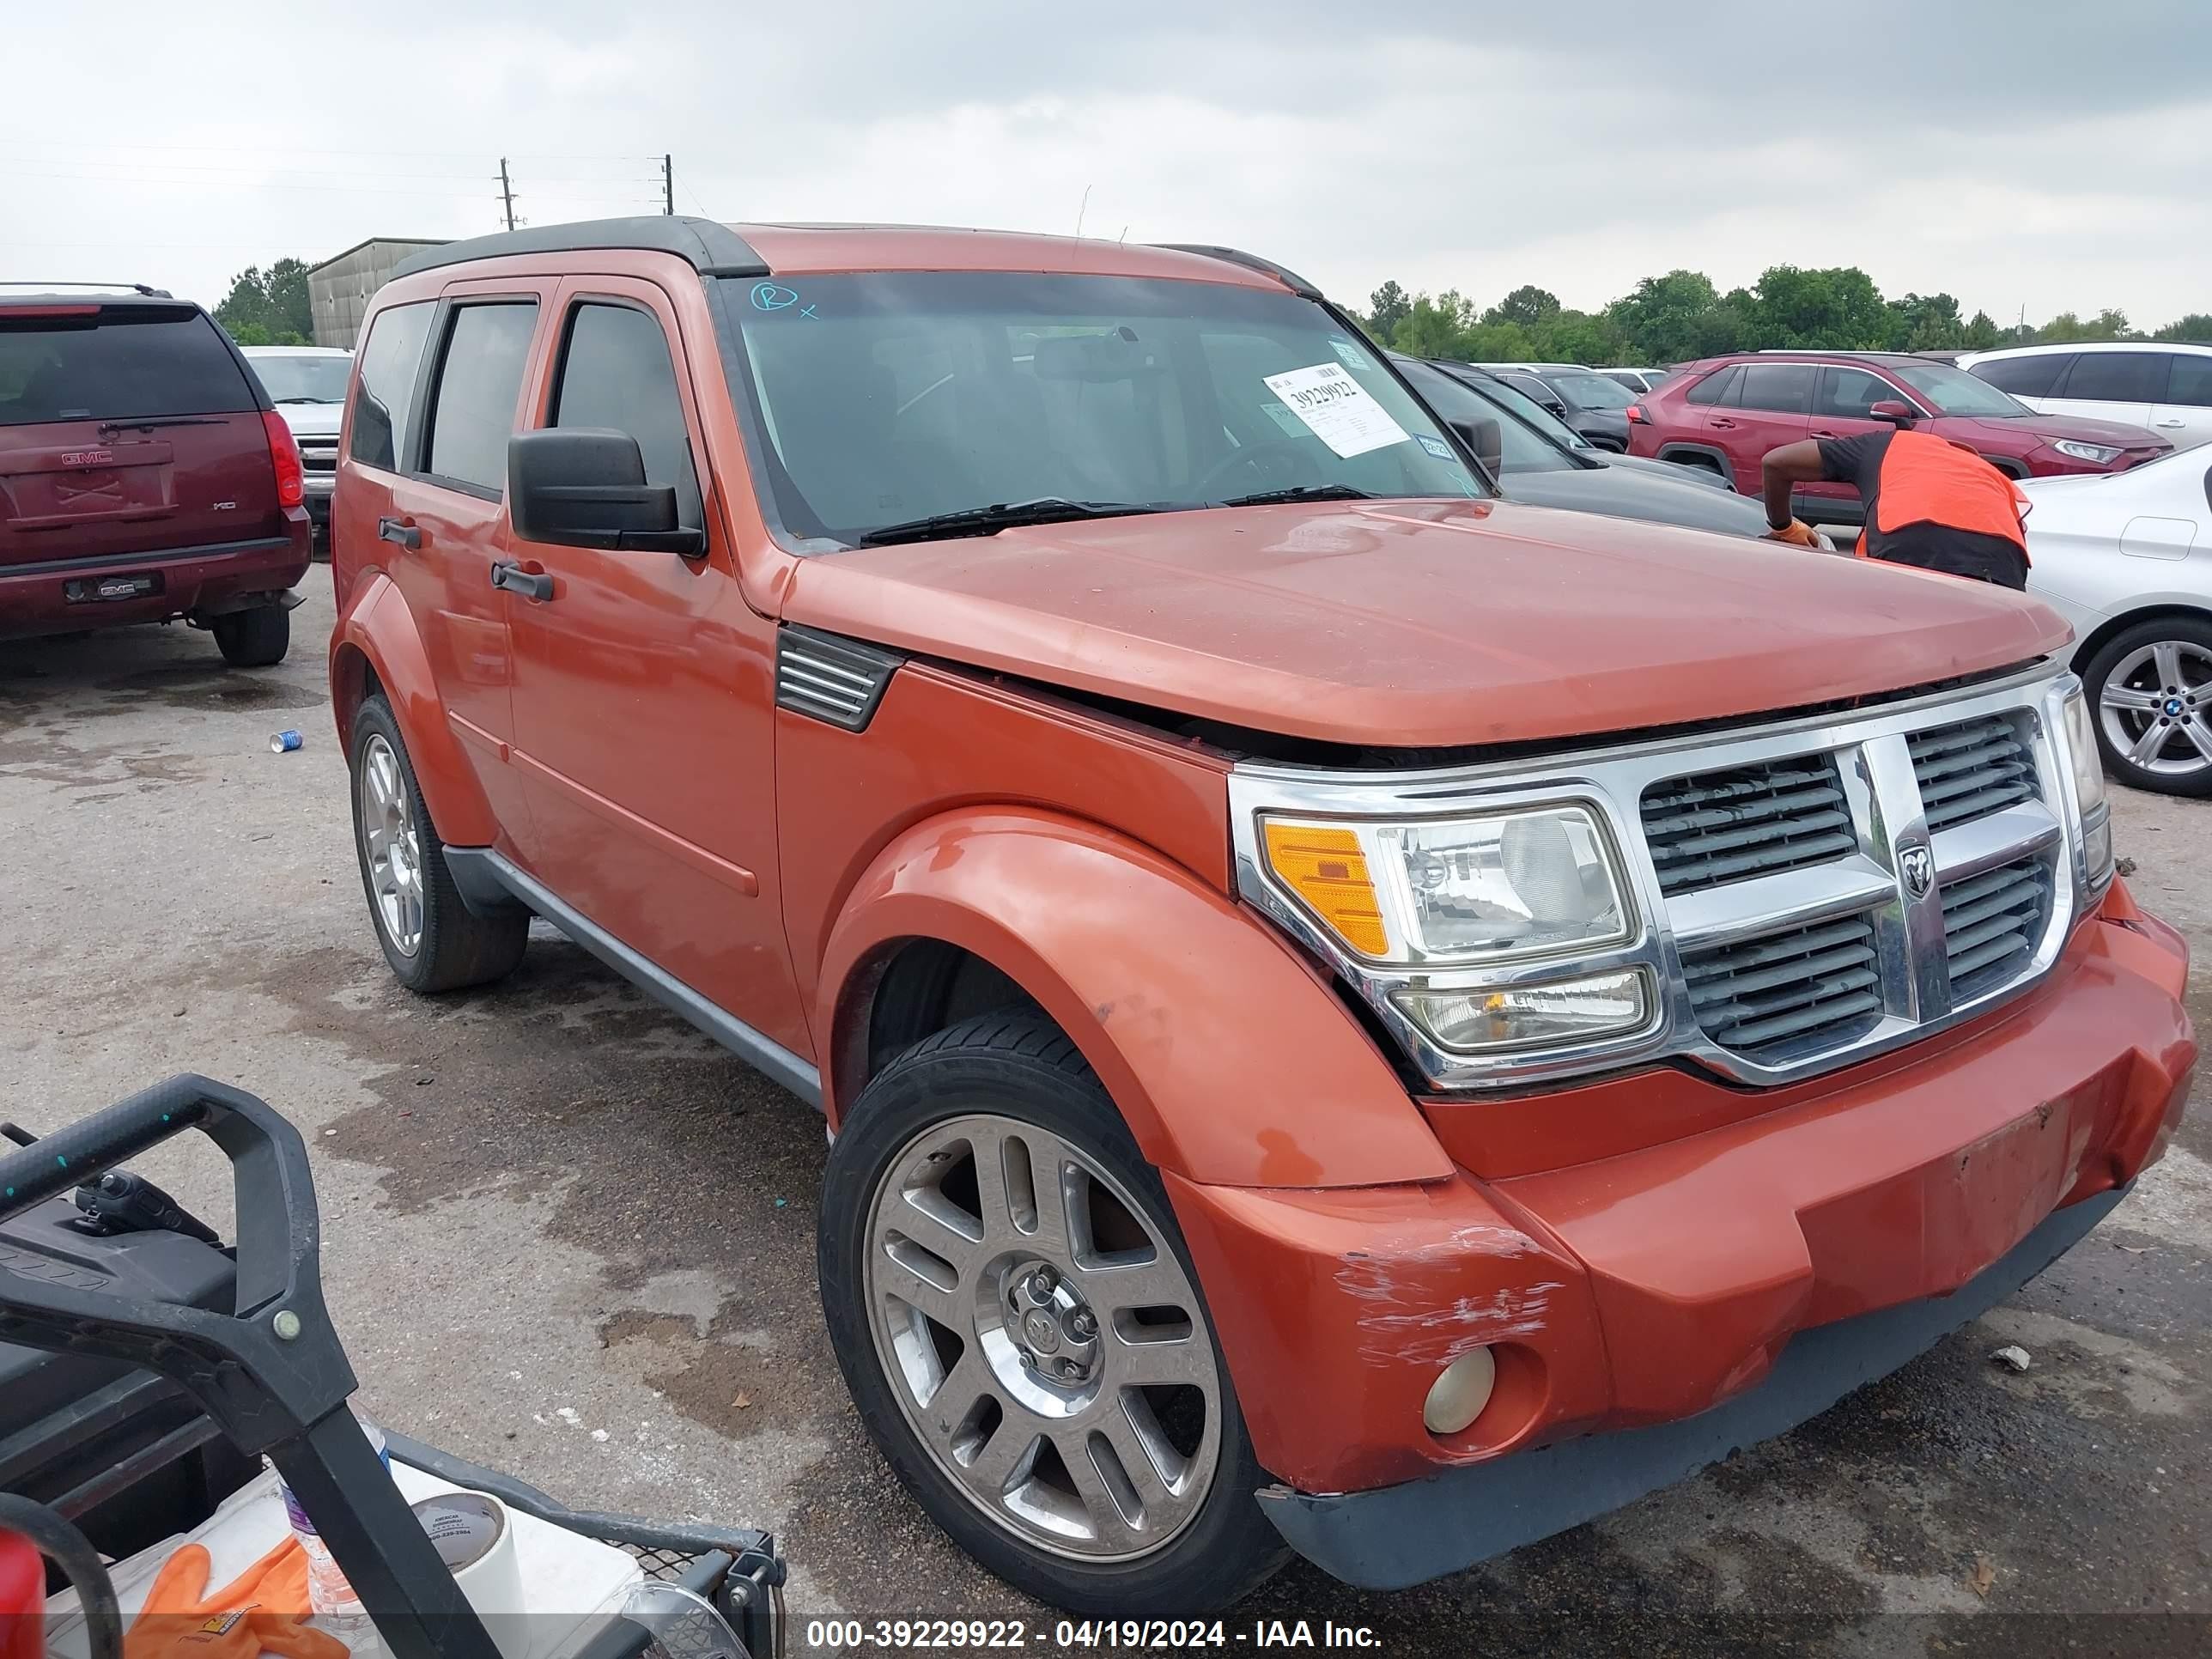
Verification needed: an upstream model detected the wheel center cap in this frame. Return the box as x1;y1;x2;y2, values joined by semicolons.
2165;697;2185;717
1023;1309;1061;1352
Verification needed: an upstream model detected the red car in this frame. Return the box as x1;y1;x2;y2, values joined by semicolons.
1627;350;2171;530
0;286;312;662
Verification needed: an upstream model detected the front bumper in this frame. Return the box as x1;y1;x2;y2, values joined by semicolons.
1165;890;2191;1586
1255;1183;2124;1589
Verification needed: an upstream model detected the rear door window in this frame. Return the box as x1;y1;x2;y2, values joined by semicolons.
550;303;704;527
0;304;254;426
1735;364;1814;414
2057;351;2168;404
2165;353;2212;409
1972;354;2069;398
348;301;436;471
423;302;539;494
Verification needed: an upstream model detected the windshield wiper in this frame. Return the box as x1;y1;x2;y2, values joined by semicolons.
854;498;1157;547
1216;483;1379;507
273;396;340;404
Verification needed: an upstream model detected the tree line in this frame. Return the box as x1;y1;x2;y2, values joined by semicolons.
213;259;315;346
1358;267;2212;368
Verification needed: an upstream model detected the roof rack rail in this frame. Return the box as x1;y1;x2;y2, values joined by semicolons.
1152;244;1322;301
392;216;769;282
0;281;171;297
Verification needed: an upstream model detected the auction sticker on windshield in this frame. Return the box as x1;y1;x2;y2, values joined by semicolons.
1261;362;1410;459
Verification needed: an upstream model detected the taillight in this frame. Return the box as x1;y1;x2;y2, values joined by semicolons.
261;410;304;509
1626;404;1648;425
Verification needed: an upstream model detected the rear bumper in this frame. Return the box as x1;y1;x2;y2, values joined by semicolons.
0;514;313;638
1255;1183;2125;1589
1167;893;2191;1582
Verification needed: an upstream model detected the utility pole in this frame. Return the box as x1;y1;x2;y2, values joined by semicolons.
499;159;518;233
662;155;674;216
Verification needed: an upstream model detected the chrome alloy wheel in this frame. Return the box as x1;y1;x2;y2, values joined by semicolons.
2100;639;2212;780
358;733;424;956
864;1114;1222;1561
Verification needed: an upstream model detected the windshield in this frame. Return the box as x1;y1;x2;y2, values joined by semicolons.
1552;371;1637;410
1888;361;2029;417
1461;370;1593;451
247;353;352;404
727;273;1485;546
1395;360;1577;474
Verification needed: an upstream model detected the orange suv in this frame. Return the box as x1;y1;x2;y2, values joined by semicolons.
327;218;2193;1614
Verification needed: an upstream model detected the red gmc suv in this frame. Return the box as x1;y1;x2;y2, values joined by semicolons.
1628;350;2171;528
0;286;312;663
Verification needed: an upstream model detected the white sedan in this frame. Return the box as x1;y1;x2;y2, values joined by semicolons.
2022;447;2212;795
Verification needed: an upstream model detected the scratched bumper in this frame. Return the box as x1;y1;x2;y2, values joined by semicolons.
1254;1185;2125;1590
1163;906;2193;1513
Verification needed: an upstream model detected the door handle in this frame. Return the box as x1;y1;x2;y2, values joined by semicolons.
1811;428;1840;439
489;560;554;603
1707;417;1737;430
376;516;422;550
2154;418;2185;428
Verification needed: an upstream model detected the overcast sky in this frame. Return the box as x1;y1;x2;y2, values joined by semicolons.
7;1;2207;330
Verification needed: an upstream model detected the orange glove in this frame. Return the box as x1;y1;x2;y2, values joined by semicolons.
125;1540;349;1659
1763;518;1824;549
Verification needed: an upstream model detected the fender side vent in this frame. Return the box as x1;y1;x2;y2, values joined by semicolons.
776;625;902;731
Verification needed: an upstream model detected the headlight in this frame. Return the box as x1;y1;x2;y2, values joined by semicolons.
2061;685;2115;887
1260;805;1632;963
2051;439;2122;465
1395;969;1654;1054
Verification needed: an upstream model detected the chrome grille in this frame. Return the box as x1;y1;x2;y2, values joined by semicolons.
1910;714;2037;832
1681;914;1883;1062
1231;665;2091;1091
1641;754;1854;896
295;439;340;475
1942;854;2052;996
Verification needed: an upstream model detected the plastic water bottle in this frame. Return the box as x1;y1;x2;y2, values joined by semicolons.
276;1409;388;1631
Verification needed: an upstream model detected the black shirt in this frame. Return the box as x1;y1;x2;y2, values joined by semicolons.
1816;430;2028;589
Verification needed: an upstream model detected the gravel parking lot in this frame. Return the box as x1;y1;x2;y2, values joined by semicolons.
4;579;2209;1655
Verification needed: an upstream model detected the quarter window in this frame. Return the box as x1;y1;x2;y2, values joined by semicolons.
1684;366;1741;406
1972;354;2069;399
348;301;436;470
2165;353;2212;410
1735;363;1814;414
551;303;703;527
2058;351;2168;404
424;302;539;493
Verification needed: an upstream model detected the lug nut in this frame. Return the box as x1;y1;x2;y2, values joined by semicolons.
1068;1309;1097;1340
1029;1267;1057;1300
1059;1359;1080;1380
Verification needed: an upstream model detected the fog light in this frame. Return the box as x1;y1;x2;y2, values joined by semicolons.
1423;1346;1498;1436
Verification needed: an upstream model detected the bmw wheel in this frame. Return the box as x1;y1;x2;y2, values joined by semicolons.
2083;617;2212;798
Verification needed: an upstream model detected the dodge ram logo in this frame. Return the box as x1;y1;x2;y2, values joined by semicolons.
1899;844;1934;899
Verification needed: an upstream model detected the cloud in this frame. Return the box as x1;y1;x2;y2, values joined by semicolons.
3;0;2204;328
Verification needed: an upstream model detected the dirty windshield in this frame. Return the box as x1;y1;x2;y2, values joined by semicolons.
727;272;1486;547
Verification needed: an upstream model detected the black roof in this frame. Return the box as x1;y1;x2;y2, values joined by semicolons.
392;216;769;282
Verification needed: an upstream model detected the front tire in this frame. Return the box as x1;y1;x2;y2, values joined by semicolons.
819;1014;1289;1614
211;604;289;666
2081;617;2212;797
349;695;528;991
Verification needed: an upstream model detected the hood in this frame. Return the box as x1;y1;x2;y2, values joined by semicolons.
1961;412;2167;450
781;499;2070;750
1500;463;1770;539
270;404;344;439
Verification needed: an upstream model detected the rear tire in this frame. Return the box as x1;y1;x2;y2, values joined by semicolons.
349;695;528;991
211;605;289;667
819;1013;1290;1615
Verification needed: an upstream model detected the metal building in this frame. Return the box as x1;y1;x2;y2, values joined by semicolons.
307;238;446;348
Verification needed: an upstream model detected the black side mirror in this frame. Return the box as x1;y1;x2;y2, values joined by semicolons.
1868;399;1917;428
507;428;704;555
1449;417;1504;479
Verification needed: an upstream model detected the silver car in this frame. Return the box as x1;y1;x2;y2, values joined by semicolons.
2021;447;2212;795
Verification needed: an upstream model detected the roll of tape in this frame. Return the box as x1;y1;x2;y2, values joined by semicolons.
413;1490;526;1659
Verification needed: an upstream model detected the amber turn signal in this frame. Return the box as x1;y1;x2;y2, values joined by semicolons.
1261;821;1389;957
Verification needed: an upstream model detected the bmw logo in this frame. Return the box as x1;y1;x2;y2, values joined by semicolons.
2164;697;2185;718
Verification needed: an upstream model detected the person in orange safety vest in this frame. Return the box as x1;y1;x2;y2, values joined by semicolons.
1759;411;2030;589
